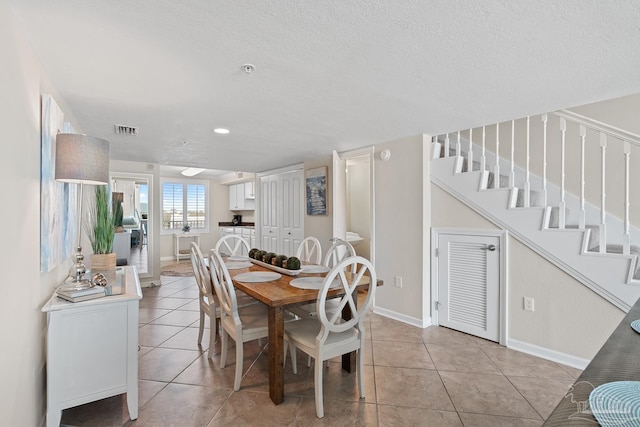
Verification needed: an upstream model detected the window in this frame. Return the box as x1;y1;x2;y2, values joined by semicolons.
161;180;208;233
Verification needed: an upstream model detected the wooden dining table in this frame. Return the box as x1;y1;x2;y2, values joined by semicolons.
227;259;381;405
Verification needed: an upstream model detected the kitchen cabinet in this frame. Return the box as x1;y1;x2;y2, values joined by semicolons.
260;170;303;255
229;182;255;211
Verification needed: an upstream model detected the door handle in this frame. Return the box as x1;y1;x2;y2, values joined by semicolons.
487;244;496;251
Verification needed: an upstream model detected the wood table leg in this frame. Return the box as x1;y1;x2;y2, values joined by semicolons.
341;302;357;373
268;306;285;404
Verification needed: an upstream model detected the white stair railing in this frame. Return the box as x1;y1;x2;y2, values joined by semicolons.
559;118;567;229
433;109;639;256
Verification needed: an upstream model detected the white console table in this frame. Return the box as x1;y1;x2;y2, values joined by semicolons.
174;233;200;262
41;266;142;427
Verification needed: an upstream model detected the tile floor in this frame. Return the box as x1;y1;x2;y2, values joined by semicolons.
60;274;582;426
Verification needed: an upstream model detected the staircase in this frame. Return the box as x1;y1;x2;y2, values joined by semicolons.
431;111;640;311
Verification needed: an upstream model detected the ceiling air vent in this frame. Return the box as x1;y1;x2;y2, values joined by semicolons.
114;124;139;136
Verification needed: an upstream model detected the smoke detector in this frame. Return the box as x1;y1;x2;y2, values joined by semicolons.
114;124;138;136
241;64;256;74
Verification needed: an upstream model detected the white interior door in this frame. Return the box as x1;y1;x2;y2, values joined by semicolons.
280;170;303;256
437;232;501;342
332;150;346;242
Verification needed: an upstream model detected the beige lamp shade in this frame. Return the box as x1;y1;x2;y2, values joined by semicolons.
55;133;110;185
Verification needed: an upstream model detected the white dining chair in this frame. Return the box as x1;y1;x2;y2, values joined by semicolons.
189;242;219;359
215;234;250;257
324;238;356;270
208;249;296;391
284;255;377;418
296;236;322;264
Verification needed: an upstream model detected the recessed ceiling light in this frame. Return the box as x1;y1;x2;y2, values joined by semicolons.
214;128;230;134
181;167;206;177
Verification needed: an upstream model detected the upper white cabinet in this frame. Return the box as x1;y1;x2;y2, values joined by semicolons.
229;182;255;211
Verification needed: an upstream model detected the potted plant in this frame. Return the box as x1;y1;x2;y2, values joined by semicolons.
87;186;117;278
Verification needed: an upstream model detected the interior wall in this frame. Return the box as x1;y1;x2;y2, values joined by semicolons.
430;184;624;360
374;135;429;322
346;159;371;259
0;3;76;425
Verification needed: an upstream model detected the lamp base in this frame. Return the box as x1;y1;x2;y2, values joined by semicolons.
59;278;94;292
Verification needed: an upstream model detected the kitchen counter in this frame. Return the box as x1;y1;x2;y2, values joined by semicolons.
543;296;640;425
218;222;255;227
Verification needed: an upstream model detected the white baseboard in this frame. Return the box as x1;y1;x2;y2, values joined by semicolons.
373;305;432;328
160;256;175;262
507;338;590;370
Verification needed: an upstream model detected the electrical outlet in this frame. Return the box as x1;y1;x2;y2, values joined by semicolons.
524;297;535;312
394;276;403;288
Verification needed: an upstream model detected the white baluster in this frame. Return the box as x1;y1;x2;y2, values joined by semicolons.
481;125;486;171
559;118;566;229
493;123;500;189
468;128;474;172
524;116;531;207
623;141;631;255
578;125;586;229
510;120;515;188
599;133;607;254
456;131;461;157
444;134;450;158
541;114;548;206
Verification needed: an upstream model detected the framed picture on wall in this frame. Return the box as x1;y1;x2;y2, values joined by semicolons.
305;166;328;215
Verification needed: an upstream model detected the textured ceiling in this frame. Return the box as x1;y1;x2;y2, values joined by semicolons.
7;0;640;173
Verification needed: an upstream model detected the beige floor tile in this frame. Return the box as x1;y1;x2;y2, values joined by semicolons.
480;346;573;379
370;316;424;342
179;299;202;311
172;352;236;389
427;343;499;374
294;398;378;426
144;296;193;310
375;366;455;410
508;375;574;419
138;345;154;358
558;364;583;379
138;379;168;407
299;363;377;404
150;308;201;327
135;383;231;426
458;412;544;426
139;347;201;382
377;405;463;426
422;325;482;346
138;307;172;324
167;288;200;299
137;323;184;347
439;371;540;419
158;324;211;352
207;390;299;426
372;340;435;369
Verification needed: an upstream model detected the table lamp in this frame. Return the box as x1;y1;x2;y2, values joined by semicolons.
55;133;110;290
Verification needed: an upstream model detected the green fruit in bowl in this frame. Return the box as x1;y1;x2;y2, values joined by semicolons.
248;248;259;259
286;256;301;270
264;252;277;264
274;255;288;268
256;250;267;262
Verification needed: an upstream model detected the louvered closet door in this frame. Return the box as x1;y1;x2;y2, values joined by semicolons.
438;233;500;342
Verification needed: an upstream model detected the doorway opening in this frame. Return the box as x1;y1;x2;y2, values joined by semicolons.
110;172;152;276
333;147;375;264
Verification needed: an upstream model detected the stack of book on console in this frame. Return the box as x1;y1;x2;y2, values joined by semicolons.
57;286;106;303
